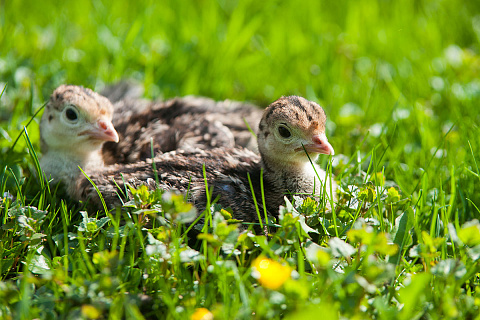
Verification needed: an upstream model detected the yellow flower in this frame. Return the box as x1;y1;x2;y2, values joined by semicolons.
81;305;101;319
191;308;213;320
251;256;292;290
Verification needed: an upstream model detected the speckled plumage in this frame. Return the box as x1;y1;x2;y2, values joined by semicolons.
101;95;263;164
74;96;336;224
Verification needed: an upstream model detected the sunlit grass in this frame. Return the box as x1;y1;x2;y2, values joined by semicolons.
1;0;480;318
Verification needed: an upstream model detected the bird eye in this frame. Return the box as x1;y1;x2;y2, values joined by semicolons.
277;124;292;139
65;107;78;122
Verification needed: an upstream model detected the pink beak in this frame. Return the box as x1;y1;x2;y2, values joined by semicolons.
80;119;119;143
298;134;334;155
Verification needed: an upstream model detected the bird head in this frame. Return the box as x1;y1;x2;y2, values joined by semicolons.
257;96;334;168
40;85;119;157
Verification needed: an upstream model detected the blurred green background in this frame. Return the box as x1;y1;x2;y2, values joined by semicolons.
1;1;480;317
1;0;480;213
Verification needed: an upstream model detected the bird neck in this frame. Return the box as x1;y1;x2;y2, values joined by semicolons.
40;148;104;185
260;153;324;197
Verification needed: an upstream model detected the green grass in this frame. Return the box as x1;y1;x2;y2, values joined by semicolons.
1;0;480;318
